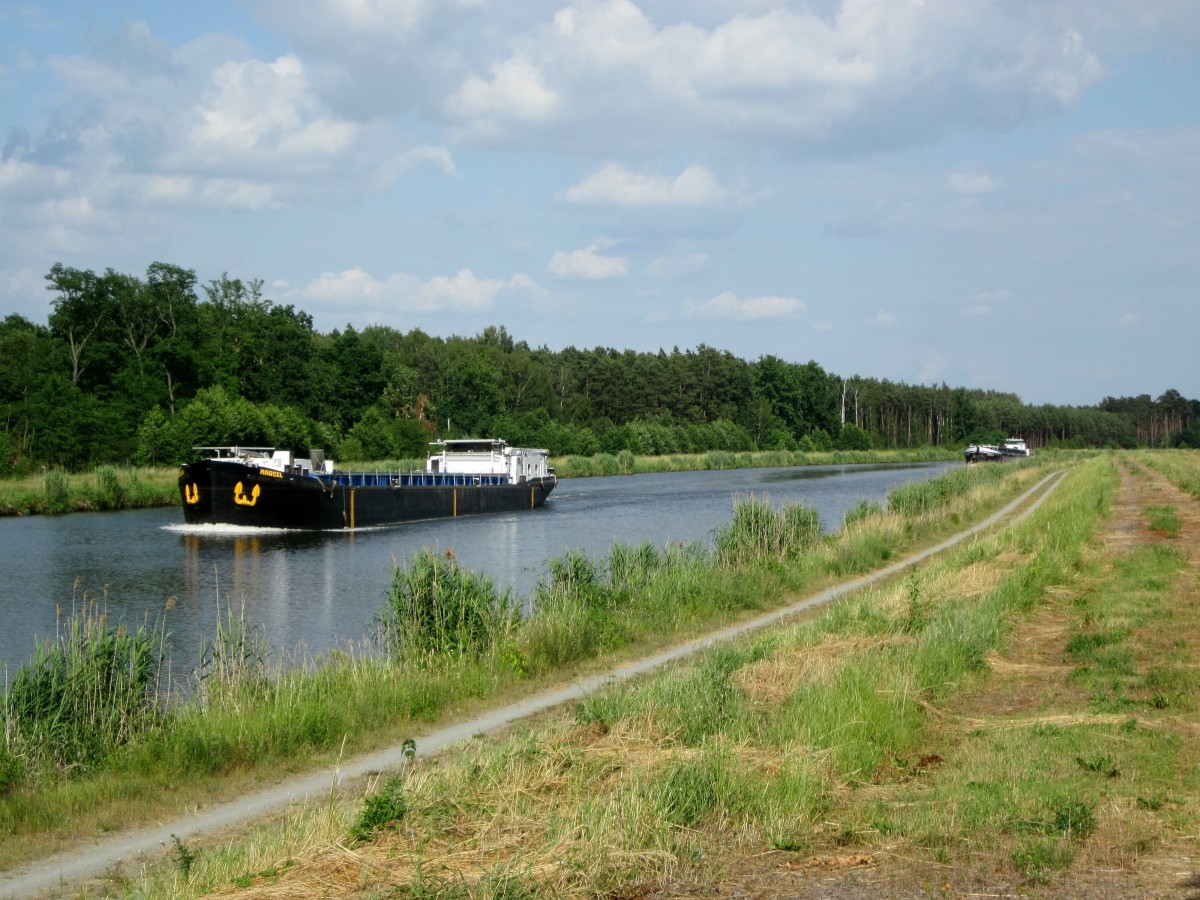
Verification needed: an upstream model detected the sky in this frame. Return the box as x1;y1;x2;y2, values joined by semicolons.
1;1;1197;408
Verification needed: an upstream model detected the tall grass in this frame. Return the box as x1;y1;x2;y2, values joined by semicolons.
552;446;960;479
0;465;180;516
377;550;519;663
713;494;820;566
2;593;166;778
886;460;1020;518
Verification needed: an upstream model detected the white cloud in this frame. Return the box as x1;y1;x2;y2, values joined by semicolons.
447;54;559;128
1035;29;1103;105
299;267;535;312
647;251;709;279
964;289;1010;316
691;291;805;320
562;163;730;207
421;1;1132;153
1116;312;1140;328
173;55;358;170
870;310;897;329
947;171;999;196
549;243;630;279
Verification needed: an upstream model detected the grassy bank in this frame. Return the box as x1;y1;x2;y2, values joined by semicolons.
119;451;1200;898
0;465;180;516
550;445;961;478
0;458;1045;873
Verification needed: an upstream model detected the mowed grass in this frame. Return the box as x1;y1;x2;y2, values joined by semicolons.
118;452;1200;898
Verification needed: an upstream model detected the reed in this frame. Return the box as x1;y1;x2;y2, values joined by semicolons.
2;592;165;776
377;549;519;663
552;446;960;479
0;465;180;516
712;494;820;567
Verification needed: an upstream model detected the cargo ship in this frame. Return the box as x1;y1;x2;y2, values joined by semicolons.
178;439;556;530
964;437;1031;463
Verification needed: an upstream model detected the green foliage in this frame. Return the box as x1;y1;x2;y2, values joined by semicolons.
96;465;128;508
340;405;429;461
5;601;163;772
4;261;1197;477
0;744;26;797
171;834;197;877
713;494;820;566
351;778;408;844
378;550;518;662
42;469;70;514
837;422;873;450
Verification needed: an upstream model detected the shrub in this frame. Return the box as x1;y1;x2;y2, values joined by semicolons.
96;465;128;509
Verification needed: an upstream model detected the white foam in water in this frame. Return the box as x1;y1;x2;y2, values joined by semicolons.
162;522;296;536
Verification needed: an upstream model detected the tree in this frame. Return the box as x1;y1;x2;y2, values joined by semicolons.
46;264;109;387
438;356;502;436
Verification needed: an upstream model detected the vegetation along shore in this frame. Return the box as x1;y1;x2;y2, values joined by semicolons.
3;450;1198;897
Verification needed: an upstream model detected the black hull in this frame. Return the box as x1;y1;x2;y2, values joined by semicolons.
179;460;555;530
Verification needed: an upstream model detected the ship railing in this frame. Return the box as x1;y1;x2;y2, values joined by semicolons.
313;471;513;488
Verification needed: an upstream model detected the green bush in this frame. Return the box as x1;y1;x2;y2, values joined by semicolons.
96;466;128;508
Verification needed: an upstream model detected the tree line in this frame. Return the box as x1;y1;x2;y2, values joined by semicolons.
1;262;1197;474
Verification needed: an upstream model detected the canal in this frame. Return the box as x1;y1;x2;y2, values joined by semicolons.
0;462;955;671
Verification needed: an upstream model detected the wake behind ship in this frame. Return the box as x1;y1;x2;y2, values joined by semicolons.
178;439;556;530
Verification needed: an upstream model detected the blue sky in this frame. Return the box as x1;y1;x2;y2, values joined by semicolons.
1;1;1197;407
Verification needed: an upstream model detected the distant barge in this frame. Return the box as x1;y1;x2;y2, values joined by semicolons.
178;439;556;530
965;437;1031;463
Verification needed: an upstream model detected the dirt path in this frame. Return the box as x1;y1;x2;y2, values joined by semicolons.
0;474;1067;899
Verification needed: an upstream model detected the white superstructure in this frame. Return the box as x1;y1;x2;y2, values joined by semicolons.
192;446;334;475
426;439;552;483
1002;437;1030;457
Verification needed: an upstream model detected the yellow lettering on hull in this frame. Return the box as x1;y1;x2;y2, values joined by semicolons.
184;483;200;505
